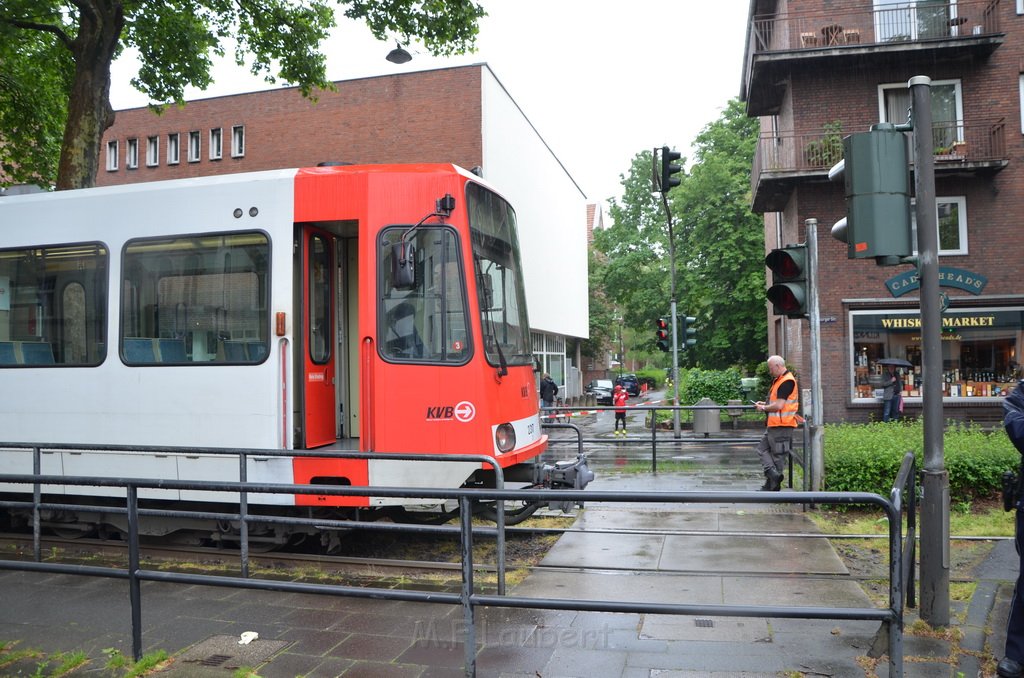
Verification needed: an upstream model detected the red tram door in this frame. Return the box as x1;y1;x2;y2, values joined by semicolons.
300;227;337;448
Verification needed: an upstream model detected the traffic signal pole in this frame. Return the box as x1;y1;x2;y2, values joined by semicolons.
910;75;950;627
805;219;824;493
658;146;683;438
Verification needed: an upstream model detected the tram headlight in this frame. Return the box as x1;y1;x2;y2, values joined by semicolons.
495;423;516;453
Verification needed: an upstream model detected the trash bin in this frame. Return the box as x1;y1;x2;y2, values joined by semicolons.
693;397;721;437
726;399;744;430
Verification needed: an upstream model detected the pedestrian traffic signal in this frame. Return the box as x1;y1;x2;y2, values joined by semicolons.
655;317;670;352
828;124;912;266
679;314;697;349
765;244;809;318
660;146;682;194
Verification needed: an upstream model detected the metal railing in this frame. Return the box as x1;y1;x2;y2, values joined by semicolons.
750;0;1000;53
0;468;917;677
752;117;1006;183
0;442;507;589
543;403;808;489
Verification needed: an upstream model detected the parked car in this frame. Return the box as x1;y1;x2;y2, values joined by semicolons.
585;379;614;405
615;373;641;397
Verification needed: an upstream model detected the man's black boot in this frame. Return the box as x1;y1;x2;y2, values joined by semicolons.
998;657;1024;677
766;467;783;492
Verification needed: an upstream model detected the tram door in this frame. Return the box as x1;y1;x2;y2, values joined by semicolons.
300;226;336;448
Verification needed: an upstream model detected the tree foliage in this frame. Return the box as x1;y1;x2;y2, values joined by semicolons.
594;99;766;371
0;0;485;190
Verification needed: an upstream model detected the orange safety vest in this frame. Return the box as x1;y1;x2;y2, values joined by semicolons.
767;371;800;428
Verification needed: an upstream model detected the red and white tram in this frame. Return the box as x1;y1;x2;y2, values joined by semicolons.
0;164;590;539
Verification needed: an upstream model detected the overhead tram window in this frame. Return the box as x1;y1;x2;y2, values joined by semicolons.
121;232;270;365
465;183;532;368
378;226;470;364
0;243;108;367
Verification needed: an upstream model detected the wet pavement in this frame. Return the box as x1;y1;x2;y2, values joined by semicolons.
0;394;1017;677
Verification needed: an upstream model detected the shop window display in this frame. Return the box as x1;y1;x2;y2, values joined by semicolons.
850;308;1023;401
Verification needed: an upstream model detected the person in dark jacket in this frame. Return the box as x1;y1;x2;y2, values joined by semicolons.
539;373;558;409
998;381;1024;677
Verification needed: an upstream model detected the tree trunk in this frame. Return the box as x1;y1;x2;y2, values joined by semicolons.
56;1;124;190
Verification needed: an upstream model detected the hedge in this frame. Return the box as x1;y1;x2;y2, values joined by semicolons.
822;419;1019;501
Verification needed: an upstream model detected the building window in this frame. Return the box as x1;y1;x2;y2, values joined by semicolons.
911;196;968;256
167;133;180;165
850;307;1024;401
1018;0;1023;15
146;136;159;167
231;125;245;158
188;131;200;162
126;138;139;169
209;127;223;160
106;140;119;171
879;80;963;149
873;0;961;41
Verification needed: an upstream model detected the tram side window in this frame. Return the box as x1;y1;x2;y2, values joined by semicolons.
378;227;470;364
466;183;532;367
0;243;108;367
121;232;269;364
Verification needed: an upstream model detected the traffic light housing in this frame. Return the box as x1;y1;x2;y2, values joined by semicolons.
655;317;670;352
765;244;809;318
660;146;682;194
679;314;697;349
829;124;912;265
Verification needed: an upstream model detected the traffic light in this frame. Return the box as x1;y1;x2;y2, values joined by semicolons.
828;123;912;266
655;317;670;352
765;244;809;318
660;146;682;194
679;314;697;349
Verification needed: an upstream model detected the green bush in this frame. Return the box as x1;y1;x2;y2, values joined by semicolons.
636;368;665;389
822;419;1019;501
678;367;744;405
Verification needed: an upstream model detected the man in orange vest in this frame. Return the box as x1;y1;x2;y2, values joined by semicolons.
753;355;800;491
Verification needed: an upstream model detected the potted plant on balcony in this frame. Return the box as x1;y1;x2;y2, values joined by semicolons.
951;140;967;157
803;120;844;168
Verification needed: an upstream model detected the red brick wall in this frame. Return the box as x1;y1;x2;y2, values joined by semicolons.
98;66;485;186
753;0;1024;424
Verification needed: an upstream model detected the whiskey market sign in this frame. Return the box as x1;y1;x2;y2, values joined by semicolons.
885;267;987;297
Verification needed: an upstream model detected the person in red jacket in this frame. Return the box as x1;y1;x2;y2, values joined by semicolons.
612;384;628;436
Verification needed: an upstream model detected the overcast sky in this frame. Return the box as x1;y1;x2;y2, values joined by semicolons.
109;2;750;209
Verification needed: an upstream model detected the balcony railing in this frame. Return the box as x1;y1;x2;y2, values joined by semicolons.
752;118;1006;209
752;0;1000;52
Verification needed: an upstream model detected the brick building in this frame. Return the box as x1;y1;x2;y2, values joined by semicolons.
98;64;591;397
741;0;1024;423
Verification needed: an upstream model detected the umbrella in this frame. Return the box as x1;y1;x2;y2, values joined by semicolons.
877;358;913;368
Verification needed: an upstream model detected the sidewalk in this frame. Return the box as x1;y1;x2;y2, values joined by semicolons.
0;463;1016;677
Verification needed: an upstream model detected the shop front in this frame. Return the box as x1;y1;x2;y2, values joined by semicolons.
849;307;1024;406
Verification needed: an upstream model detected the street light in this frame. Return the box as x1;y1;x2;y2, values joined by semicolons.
386;43;412;64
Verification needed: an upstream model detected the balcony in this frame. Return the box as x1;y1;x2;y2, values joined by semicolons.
744;0;1003;115
751;118;1007;213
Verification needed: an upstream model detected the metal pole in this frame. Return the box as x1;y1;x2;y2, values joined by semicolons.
910;74;949;626
661;191;681;438
805;219;824;492
127;485;143;661
459;496;477;677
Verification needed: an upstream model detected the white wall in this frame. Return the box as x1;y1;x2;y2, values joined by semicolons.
479;67;589;340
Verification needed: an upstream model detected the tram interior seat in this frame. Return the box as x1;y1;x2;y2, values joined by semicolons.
19;342;54;364
124;338;157;363
222;339;266;362
158;338;186;362
0;341;17;364
223;340;248;361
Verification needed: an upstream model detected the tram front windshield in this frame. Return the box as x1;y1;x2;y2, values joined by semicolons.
466;183;532;367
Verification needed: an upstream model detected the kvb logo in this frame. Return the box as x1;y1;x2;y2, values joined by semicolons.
426;401;476;422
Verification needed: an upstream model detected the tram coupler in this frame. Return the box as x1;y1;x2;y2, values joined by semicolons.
540;455;594;512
